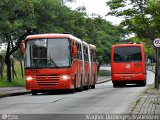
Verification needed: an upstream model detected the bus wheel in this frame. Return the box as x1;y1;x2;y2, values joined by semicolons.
84;74;90;90
139;80;146;87
31;90;37;95
78;74;83;92
91;75;95;89
70;88;75;93
142;80;146;86
91;84;95;89
113;83;118;88
84;85;89;90
71;75;76;93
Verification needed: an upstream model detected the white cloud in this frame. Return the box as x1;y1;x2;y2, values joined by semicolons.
65;0;123;25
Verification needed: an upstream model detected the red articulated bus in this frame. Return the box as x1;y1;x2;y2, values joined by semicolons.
111;43;146;87
89;44;97;89
81;42;98;89
82;41;90;90
21;33;97;95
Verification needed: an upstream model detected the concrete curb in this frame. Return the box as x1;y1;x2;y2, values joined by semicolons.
96;79;111;84
0;90;30;98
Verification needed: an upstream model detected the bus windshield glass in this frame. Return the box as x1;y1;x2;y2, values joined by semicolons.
25;38;71;68
114;46;142;62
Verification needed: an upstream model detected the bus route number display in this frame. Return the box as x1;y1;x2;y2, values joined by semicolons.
154;38;160;48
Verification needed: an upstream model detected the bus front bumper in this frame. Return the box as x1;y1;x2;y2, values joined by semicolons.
25;78;74;90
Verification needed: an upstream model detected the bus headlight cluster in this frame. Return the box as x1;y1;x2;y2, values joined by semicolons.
60;75;71;80
26;76;34;81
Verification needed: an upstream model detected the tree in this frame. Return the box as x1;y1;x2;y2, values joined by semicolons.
107;0;160;88
60;0;75;4
82;17;124;70
0;0;125;82
107;0;160;41
0;0;37;82
106;0;158;63
0;0;66;82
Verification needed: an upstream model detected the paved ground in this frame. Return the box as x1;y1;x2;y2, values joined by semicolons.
128;85;160;114
0;65;159;119
0;87;30;98
0;76;111;98
126;66;160;119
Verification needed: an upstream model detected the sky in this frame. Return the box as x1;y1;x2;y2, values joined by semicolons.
65;0;123;25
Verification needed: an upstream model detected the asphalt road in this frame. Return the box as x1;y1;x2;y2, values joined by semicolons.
0;71;154;120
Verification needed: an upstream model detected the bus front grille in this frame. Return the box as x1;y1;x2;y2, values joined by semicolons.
36;75;59;86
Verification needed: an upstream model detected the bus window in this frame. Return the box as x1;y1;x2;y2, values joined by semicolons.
114;46;142;62
25;38;71;68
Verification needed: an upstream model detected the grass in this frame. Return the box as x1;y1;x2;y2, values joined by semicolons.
98;70;103;76
0;80;25;87
0;61;25;87
98;70;111;76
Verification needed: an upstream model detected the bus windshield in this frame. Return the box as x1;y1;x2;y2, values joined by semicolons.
114;46;142;62
25;38;71;68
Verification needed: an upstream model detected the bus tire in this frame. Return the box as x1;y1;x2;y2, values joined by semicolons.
70;88;75;93
78;74;83;92
140;80;146;87
71;75;77;93
91;84;95;89
31;90;37;95
91;75;96;89
113;83;117;88
84;74;90;90
143;80;146;86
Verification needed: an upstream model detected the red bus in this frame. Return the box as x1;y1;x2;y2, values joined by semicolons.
111;43;146;87
81;42;98;89
82;41;90;90
22;33;97;95
89;44;97;89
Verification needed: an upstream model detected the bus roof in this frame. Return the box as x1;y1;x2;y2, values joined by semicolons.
112;43;144;47
82;41;88;47
89;44;96;49
25;33;82;43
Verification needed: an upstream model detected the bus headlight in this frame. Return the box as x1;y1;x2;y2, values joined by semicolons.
60;75;71;80
26;76;34;81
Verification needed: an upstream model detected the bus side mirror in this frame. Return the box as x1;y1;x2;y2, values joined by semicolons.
20;40;25;55
72;45;77;58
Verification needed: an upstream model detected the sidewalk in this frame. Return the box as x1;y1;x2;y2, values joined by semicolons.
0;87;30;98
97;76;111;84
2;74;160;117
128;67;160;118
0;76;111;98
128;85;160;118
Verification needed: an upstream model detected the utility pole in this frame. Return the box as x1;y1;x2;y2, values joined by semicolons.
153;38;160;89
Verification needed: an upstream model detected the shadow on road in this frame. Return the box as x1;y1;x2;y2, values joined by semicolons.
115;84;146;88
28;89;92;96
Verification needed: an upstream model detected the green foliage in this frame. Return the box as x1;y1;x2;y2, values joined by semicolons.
0;0;125;73
106;0;160;57
129;37;155;57
107;0;160;40
0;79;25;87
0;0;36;38
0;61;25;87
80;17;123;64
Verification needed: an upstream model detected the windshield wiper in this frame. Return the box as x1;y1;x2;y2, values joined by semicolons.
47;58;59;68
